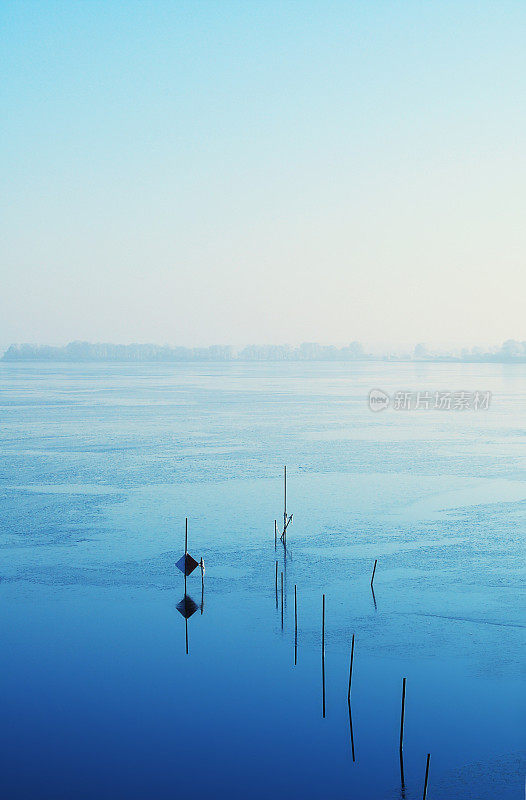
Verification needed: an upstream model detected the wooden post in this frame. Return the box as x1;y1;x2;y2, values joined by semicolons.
347;634;355;700
422;753;430;800
284;465;287;530
275;560;278;607
370;558;377;587
322;594;325;652
274;519;277;548
399;678;406;755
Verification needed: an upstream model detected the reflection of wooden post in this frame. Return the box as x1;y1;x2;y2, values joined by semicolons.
274;520;277;548
347;698;355;762
347;634;355;700
275;561;278;607
422;753;430;800
185;618;189;655
294;585;297;636
399;678;406;755
322;594;326;718
294;584;298;665
370;559;377;587
280;571;284;628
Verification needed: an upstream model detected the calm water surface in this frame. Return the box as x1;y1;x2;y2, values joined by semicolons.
0;362;524;799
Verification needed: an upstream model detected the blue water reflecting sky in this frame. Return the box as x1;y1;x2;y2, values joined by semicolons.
0;362;524;798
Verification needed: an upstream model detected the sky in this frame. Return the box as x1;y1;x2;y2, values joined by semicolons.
1;1;525;351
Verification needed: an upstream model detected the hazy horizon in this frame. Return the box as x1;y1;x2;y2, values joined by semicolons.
2;2;525;351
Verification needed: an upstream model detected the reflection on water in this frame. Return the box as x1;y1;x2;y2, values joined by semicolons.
348;698;356;763
0;361;524;799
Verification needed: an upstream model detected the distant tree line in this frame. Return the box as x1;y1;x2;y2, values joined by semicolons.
2;340;525;362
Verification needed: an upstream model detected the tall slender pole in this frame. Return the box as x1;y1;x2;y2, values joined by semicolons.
274;519;277;548
371;558;377;587
184;518;188;592
283;465;287;540
399;677;406;755
322;594;325;652
347;634;355;700
422;753;431;800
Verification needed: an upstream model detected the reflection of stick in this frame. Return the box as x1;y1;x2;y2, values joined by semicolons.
400;750;405;794
294;585;297;636
280;571;284;628
347;634;355;700
294;584;297;665
371;584;377;611
422;753;430;800
275;561;278;607
370;559;377;587
399;678;406;755
347;698;355;762
274;520;277;548
185;618;188;655
322;594;326;718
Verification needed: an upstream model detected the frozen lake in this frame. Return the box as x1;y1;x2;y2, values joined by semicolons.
0;361;524;799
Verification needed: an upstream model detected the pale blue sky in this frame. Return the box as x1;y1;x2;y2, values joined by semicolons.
1;1;525;349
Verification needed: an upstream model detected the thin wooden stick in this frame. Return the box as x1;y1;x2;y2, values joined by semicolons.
399;677;406;754
422;753;431;800
370;558;377;587
275;560;278;607
347;634;355;700
322;594;325;652
274;519;277;547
